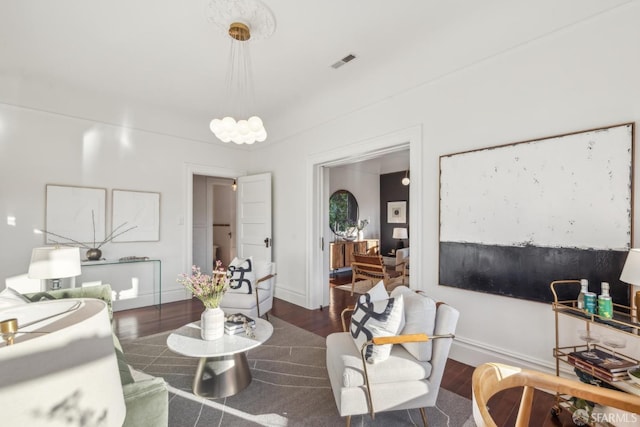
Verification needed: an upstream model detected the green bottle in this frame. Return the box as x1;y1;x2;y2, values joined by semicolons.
577;279;588;311
598;282;613;319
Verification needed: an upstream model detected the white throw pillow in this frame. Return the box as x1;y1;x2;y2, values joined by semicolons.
0;287;31;310
254;260;273;290
367;280;389;301
350;285;404;364
227;257;256;294
390;286;437;362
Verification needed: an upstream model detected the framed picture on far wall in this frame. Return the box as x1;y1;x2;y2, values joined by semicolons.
45;184;107;244
112;189;160;242
387;201;406;223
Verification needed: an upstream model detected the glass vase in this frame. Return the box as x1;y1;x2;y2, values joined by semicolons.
201;307;224;340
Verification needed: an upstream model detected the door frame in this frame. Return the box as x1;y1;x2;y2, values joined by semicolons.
184;163;245;274
306;125;423;309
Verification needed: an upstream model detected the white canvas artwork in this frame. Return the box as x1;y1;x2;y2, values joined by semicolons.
440;124;633;251
112;190;160;242
438;123;633;303
45;185;106;245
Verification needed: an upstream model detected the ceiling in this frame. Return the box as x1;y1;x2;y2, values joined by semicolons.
0;0;631;147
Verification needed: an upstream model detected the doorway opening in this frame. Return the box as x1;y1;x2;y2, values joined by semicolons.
306;125;423;310
326;151;410;299
183;163;244;277
192;175;237;275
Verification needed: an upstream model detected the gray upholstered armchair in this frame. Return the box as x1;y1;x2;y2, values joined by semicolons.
326;285;459;426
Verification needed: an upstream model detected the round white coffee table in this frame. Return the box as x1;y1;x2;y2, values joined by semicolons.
166;317;273;398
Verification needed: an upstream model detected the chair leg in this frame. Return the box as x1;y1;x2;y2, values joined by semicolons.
345;415;351;427
264;311;269;321
419;407;428;427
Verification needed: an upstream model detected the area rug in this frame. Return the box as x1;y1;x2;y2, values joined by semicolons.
334;279;375;295
121;317;475;426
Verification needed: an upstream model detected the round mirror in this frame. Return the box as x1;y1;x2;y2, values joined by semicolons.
329;190;358;238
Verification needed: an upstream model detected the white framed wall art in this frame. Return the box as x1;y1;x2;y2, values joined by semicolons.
112;190;160;242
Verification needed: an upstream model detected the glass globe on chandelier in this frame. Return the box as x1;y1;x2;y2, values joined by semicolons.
207;0;275;145
209;22;266;144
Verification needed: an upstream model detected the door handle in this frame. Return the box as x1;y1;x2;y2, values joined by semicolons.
264;237;271;248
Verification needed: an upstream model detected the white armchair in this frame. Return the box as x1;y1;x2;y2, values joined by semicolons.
326;285;459;426
219;261;276;319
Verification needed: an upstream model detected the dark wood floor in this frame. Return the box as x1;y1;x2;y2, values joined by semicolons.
113;286;574;426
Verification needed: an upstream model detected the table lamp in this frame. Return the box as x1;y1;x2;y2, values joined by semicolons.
0;299;126;426
28;246;81;290
392;227;408;250
620;248;640;318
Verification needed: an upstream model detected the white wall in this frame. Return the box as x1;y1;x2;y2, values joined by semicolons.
0;103;246;305
249;3;640;371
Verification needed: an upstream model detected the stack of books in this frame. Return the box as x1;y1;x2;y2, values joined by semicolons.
224;313;256;335
568;348;639;382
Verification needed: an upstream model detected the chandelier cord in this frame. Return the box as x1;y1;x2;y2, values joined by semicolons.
225;36;256;119
208;0;274;145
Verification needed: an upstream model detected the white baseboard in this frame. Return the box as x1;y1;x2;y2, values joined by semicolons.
450;335;573;378
274;284;307;308
160;289;192;304
112;289;190;311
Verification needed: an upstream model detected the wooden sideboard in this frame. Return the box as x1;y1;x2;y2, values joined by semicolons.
330;239;379;270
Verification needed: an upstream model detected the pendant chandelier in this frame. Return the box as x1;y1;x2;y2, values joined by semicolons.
207;0;275;145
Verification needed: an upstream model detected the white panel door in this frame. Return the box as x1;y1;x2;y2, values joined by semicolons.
237;173;272;262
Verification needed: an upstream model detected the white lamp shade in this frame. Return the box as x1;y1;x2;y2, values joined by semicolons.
392;228;408;239
0;299;126;426
28;247;81;279
621;248;640;285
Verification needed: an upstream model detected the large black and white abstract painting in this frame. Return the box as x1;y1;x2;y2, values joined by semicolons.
439;123;634;304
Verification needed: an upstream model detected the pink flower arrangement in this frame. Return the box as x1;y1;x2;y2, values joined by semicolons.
177;261;229;308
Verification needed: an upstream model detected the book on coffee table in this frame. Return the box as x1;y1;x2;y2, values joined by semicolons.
224;313;256;334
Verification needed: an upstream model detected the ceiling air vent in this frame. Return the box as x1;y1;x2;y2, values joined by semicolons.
331;53;357;69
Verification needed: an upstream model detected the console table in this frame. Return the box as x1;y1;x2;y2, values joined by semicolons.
80;258;162;310
330;239;379;270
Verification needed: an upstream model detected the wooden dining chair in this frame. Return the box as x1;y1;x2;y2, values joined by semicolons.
472;362;640;426
350;253;404;295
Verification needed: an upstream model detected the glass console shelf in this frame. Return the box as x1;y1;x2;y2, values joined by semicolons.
81;258;162;308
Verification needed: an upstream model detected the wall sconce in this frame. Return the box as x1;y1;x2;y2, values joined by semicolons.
402;170;410;186
232;179;237;191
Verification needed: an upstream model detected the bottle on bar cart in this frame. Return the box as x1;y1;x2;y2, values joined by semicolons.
598;282;613;319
